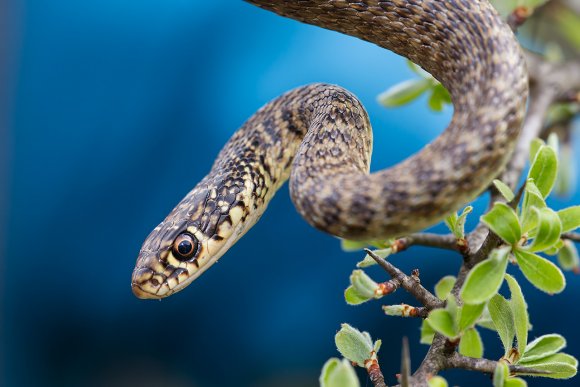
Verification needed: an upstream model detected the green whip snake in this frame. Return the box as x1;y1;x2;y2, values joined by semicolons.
132;0;528;299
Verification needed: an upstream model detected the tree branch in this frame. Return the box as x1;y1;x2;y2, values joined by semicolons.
364;249;444;310
447;353;547;376
395;233;462;253
563;232;580;243
407;52;580;385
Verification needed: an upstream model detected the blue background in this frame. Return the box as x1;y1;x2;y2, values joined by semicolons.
2;1;579;386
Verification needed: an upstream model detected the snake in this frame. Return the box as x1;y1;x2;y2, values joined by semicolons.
131;0;528;299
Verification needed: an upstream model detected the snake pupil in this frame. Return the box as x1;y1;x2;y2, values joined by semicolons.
178;240;192;255
173;233;199;261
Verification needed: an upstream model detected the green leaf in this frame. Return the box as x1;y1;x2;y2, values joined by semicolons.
557;206;580;233
377;78;432;107
341;239;368;252
357;248;391;269
456;206;473;239
428;83;452;112
547;132;559;154
420;320;435;345
461;246;511;304
434;276;456;300
493;179;515;202
427;376;448;387
476;306;497;331
444;206;473;239
525;208;562;252
521;180;547;234
459;328;484;358
493;361;509;387
444;212;459;237
334;324;375;367
558;240;580;272
446;295;460;332
344;286;371;306
349;270;379;299
505;275;529;357
426;309;458;339
555;7;580;50
489;295;515;356
320;358;360;387
482;203;522;245
520;334;567;363
458;303;486;332
513;249;566;294
406;60;431;78
504;377;528;387
516;353;578;379
528;145;558;198
529;138;545;164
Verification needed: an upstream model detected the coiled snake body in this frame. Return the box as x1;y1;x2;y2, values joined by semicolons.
132;0;528;299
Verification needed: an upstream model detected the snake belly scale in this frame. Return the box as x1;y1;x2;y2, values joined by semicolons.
132;0;528;299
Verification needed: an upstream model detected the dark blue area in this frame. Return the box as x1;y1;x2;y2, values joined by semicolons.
2;1;580;386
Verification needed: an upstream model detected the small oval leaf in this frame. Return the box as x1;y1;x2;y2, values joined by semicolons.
458;303;486;332
558;240;580;272
516;353;578;379
514;249;566;294
461;247;510;304
481;203;522;245
459;328;484;358
434;276;456;300
526;208;562;252
426;309;458;339
489;295;515;356
344;286;371;305
493;179;515;202
557;206;580;233
377;78;432;107
320;358;361;387
528;145;558;198
521;334;567;363
335;324;374;367
505;274;529;357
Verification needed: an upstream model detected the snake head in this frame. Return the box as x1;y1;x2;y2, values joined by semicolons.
131;182;250;299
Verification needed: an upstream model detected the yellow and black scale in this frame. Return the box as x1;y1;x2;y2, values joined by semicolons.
132;0;528;299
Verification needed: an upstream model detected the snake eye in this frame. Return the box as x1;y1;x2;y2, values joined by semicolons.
172;233;199;261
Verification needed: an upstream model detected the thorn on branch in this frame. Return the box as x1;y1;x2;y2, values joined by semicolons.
400;337;411;387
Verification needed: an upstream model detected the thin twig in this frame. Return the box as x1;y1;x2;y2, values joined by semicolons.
562;232;580;243
365;353;387;387
448;353;548;375
364;249;444;309
396;233;461;252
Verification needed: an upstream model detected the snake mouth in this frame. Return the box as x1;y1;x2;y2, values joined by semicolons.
131;282;161;299
131;266;174;299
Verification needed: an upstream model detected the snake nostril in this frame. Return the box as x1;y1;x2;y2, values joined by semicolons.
150;278;160;286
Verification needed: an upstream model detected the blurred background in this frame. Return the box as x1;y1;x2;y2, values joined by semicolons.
1;1;579;386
